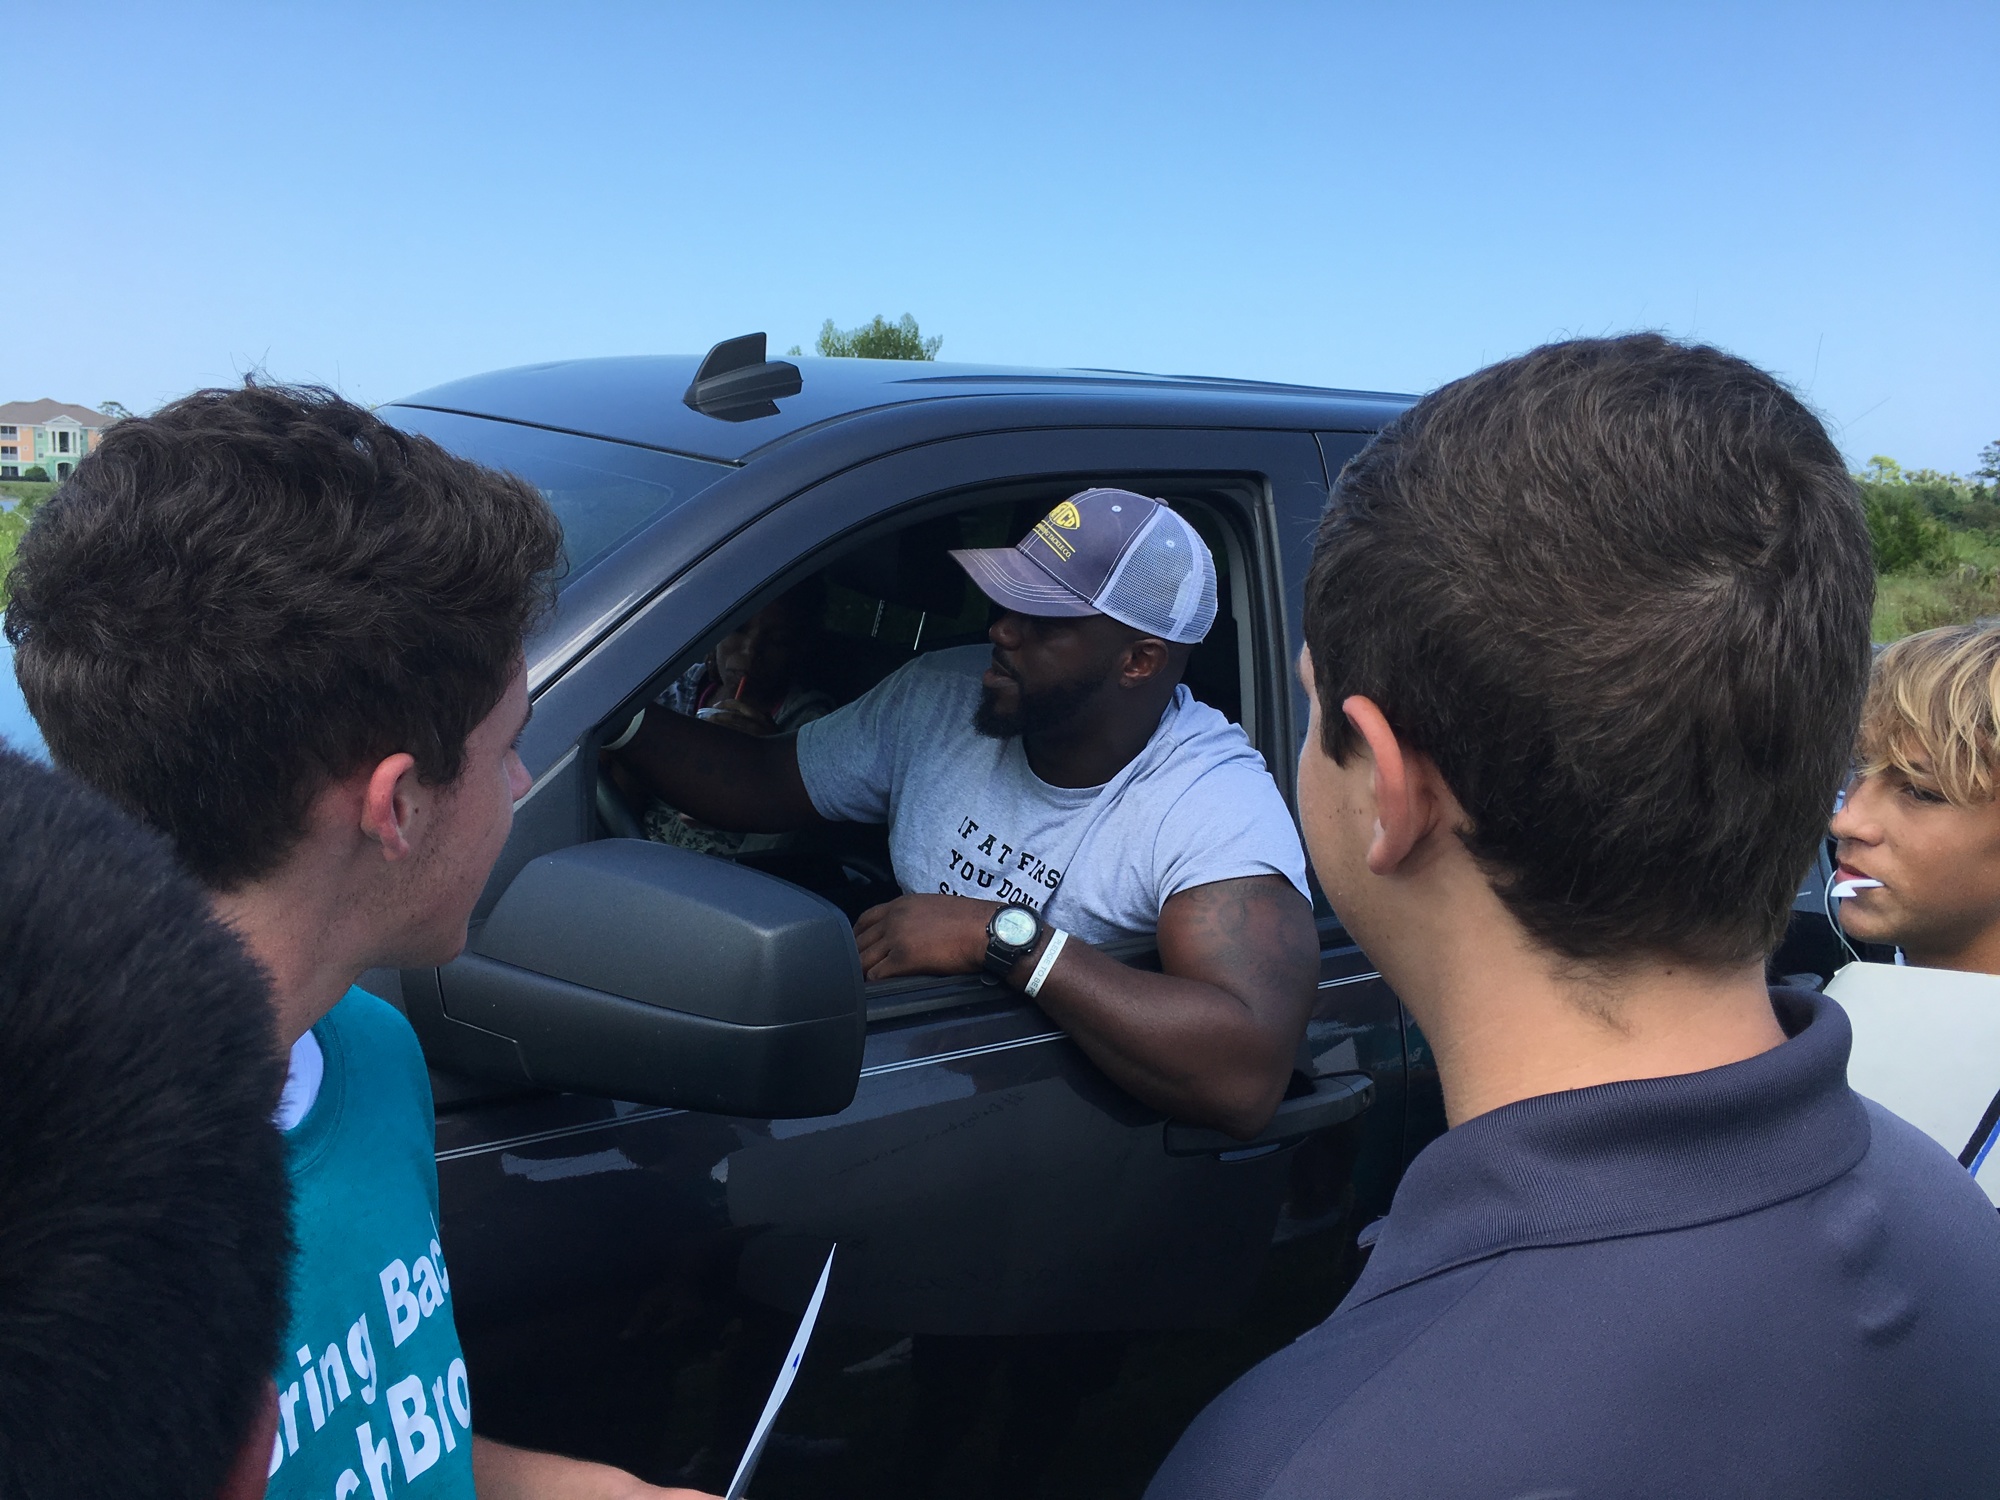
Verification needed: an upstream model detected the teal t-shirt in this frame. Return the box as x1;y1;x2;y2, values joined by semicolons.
267;989;477;1499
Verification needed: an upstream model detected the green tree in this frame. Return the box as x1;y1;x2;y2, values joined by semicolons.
804;313;942;361
97;401;133;421
1859;452;2000;537
1859;476;1955;573
1906;468;1975;526
1977;441;2000;487
1862;485;1953;573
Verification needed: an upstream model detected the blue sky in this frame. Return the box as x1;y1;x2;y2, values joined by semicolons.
7;2;1994;471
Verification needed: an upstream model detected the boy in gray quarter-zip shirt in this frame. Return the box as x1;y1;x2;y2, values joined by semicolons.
1147;335;2000;1499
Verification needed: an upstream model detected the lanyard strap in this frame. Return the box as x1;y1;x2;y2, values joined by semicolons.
1961;1085;2000;1174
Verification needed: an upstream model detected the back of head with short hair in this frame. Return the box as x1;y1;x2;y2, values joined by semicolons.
1304;334;1875;967
1857;621;2000;806
4;382;562;889
0;746;290;1499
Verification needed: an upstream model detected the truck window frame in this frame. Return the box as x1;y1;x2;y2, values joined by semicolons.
589;471;1291;1023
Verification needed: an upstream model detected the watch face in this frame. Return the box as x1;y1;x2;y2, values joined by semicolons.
993;906;1039;948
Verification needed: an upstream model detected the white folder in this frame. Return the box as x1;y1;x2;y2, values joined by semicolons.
725;1246;836;1500
1823;961;2000;1204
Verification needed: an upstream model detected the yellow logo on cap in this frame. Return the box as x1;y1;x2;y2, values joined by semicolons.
1049;501;1082;530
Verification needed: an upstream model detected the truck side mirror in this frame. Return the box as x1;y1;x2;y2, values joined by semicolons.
402;840;864;1117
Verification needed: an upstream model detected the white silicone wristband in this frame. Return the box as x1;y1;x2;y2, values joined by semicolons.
1023;928;1069;999
602;708;646;752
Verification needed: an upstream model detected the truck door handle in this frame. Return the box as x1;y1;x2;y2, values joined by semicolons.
1162;1071;1376;1157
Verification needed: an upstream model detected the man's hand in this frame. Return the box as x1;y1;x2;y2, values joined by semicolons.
853;893;999;980
852;878;1318;1139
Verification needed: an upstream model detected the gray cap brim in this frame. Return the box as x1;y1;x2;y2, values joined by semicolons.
949;546;1099;618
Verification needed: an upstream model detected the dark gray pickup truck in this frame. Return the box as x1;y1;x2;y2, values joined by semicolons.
3;342;1445;1496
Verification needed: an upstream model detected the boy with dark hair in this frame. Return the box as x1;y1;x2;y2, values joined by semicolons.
0;745;289;1500
1147;335;2000;1498
6;384;709;1500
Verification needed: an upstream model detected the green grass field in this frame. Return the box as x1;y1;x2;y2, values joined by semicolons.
1872;530;2000;642
0;481;55;516
0;482;56;606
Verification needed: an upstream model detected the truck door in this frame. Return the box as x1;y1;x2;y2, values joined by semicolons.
421;423;1407;1479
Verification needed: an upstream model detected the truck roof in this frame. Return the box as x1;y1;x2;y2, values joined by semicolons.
391;353;1413;464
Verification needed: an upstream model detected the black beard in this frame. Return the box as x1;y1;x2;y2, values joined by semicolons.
974;674;1099;740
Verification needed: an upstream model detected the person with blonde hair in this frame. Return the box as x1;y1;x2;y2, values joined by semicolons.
1831;620;2000;971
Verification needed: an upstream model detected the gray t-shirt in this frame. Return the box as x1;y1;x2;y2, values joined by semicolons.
795;644;1309;944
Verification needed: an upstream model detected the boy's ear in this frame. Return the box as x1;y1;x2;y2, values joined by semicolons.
1341;696;1445;876
357;753;422;862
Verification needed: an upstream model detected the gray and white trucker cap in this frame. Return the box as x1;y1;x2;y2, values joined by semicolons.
948;489;1218;645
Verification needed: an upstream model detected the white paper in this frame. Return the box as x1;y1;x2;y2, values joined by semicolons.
1824;962;2000;1204
725;1246;836;1500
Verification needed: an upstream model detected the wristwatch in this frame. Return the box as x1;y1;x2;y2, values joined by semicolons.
982;904;1043;980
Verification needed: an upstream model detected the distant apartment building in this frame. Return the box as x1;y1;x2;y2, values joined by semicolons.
0;399;116;480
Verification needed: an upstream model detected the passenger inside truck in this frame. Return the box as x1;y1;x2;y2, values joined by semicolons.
600;577;836;858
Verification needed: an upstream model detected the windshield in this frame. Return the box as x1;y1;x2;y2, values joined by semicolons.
383;406;734;586
0;414;734;760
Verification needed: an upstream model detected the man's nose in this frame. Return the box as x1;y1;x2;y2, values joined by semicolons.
989;612;1024;648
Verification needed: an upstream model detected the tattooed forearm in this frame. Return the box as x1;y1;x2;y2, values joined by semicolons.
1023;875;1319;1137
1161;876;1319;1011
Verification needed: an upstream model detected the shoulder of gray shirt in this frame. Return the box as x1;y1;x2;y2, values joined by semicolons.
809;643;986;735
